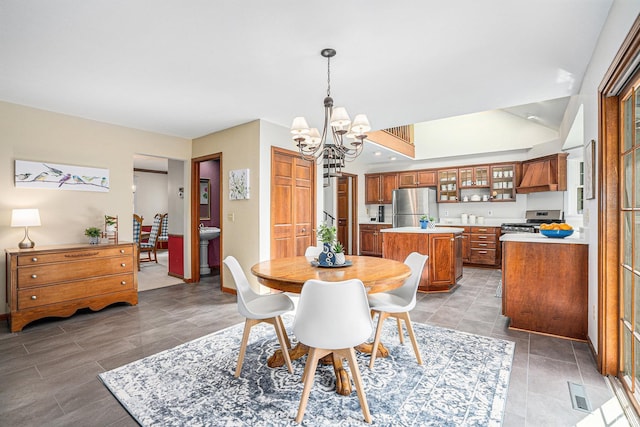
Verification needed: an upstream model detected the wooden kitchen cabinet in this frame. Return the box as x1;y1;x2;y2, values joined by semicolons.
490;163;520;201
468;226;501;267
437;169;458;202
502;239;587;340
365;173;398;204
398;170;437;188
359;224;388;257
459;166;489;188
6;242;138;332
381;230;462;292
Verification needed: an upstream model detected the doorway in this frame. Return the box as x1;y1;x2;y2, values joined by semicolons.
336;173;358;255
191;153;223;287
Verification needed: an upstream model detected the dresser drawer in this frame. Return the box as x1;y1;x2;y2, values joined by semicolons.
17;246;133;266
18;273;134;309
470;248;497;264
18;256;134;288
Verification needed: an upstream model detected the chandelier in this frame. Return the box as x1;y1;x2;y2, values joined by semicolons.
290;48;370;177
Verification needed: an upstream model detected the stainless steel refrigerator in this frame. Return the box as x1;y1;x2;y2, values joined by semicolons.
392;188;439;227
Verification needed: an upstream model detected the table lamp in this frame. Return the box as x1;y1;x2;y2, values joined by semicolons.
11;208;41;249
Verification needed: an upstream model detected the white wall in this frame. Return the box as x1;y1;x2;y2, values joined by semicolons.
563;1;640;348
133;171;168;223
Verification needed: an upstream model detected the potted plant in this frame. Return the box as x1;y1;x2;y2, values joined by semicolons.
85;227;102;244
333;241;346;265
316;223;337;266
105;215;117;232
419;215;429;229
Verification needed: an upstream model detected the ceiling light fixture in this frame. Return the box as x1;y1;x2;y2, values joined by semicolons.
291;48;370;179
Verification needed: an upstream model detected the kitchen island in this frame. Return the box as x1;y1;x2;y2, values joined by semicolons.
381;227;464;292
500;232;588;340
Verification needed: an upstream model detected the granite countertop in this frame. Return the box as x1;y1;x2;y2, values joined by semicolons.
380;226;464;234
500;233;587;245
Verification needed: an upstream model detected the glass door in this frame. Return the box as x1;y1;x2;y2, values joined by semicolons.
620;80;640;401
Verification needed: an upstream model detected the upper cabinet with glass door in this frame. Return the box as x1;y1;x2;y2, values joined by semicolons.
459;166;490;188
490;164;518;201
437;169;458;202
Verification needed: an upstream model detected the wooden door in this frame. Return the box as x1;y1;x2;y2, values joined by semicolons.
271;148;315;259
337;176;349;252
429;234;454;286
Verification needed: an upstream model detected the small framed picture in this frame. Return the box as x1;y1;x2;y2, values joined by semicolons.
584;139;595;200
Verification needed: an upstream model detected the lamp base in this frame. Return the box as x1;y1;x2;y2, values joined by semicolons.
18;227;35;249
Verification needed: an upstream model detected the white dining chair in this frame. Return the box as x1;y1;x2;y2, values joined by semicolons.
367;252;428;369
223;256;294;377
293;279;373;424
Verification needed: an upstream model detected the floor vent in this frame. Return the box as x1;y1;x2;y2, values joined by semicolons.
568;382;592;412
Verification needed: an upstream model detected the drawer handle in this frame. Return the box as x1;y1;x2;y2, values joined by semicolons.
477;228;488;232
120;249;125;254
121;263;126;267
31;274;37;279
31;295;37;300
64;252;99;258
479;251;488;254
478;243;487;247
301;228;306;232
478;236;488;239
31;257;38;262
121;281;127;285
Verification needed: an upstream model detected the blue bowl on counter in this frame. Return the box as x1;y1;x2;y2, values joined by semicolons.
540;229;574;238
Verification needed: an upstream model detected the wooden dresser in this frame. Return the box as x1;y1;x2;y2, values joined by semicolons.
5;242;138;332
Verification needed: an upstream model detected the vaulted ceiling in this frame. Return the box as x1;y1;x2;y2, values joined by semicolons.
1;1;612;157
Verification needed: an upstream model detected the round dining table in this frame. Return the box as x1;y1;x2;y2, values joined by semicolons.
251;255;411;396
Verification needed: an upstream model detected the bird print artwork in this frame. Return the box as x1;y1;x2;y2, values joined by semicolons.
32;172;49;181
43;164;64;176
58;173;71;187
14;160;109;192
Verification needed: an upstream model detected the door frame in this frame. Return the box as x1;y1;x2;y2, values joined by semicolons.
599;16;640;377
191;152;224;289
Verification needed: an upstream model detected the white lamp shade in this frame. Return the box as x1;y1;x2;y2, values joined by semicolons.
350;114;371;134
330;107;351;128
290;117;310;135
11;209;41;227
305;128;321;146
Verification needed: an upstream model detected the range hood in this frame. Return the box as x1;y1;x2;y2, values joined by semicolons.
516;153;568;194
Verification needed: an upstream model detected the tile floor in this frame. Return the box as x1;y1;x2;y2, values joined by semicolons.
0;266;630;426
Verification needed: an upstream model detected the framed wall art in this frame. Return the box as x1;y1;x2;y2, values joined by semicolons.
15;160;110;192
229;169;250;200
199;178;210;220
584;139;595;200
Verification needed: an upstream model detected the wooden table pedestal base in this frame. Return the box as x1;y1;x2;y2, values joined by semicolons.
267;342;390;396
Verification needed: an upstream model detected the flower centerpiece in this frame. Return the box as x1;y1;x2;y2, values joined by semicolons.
316;223;337;266
84;227;102;244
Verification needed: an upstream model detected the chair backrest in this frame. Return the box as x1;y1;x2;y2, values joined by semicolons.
223;256;259;318
158;213;169;242
304;246;321;257
393;252;429;310
293;279;372;349
147;214;162;246
133;214;143;244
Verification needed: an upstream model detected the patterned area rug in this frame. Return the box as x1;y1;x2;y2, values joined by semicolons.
99;318;514;426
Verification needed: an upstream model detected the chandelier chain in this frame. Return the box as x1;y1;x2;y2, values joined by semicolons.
326;54;331;97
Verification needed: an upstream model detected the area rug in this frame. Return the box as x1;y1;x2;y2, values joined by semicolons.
99;318;514;426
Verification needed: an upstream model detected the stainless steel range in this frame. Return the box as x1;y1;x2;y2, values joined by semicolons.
501;210;564;234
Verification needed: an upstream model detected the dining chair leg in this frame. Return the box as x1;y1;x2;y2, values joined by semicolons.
276;316;291;349
235;318;258;378
396;317;404;344
343;347;372;424
399;312;423;365
272;316;293;373
369;311;390;369
296;347;323;423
